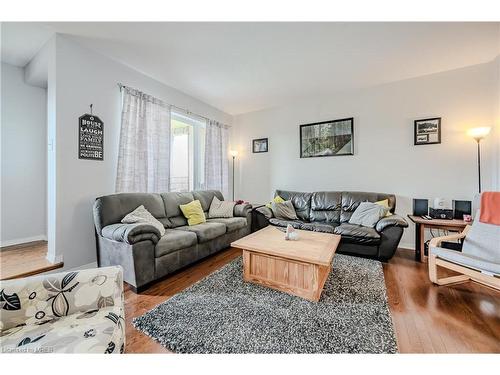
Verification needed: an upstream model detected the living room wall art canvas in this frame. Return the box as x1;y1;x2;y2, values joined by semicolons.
252;138;268;153
414;117;441;145
300;118;354;158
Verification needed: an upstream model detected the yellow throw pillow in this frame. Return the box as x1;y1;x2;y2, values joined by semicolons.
266;195;285;208
179;200;206;226
375;199;393;217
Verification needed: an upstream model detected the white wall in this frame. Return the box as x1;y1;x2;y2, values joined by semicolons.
233;60;499;249
1;62;47;246
49;35;233;269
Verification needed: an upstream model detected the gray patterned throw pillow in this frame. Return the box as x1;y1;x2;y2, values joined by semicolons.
208;196;235;218
122;205;166;236
271;200;298;221
349;202;388;228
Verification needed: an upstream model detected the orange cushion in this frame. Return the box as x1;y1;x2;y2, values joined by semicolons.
479;192;500;225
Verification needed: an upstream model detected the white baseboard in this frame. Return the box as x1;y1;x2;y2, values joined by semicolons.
398;241;415;251
46;253;64;264
0;235;47;248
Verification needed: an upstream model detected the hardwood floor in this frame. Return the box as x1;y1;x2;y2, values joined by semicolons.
0;241;63;280
123;247;499;353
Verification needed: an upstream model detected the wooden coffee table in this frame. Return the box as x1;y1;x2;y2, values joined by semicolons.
231;226;340;302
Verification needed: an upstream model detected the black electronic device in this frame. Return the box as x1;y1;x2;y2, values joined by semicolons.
429;207;453;220
413;198;429;216
453;200;472;220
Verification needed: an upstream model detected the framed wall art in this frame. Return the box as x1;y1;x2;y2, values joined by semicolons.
414;117;441;145
252;138;268;153
300;117;354;158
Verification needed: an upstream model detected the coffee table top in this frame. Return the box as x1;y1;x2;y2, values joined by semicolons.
231;226;340;266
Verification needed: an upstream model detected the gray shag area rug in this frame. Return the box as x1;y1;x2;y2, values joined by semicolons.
133;254;398;353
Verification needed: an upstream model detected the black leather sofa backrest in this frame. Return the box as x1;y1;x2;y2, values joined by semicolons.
274;190;396;224
310;191;342;223
340;191;395;223
275;190;313;221
94;193;168;233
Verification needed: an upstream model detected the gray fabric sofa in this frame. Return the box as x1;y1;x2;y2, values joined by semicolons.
93;190;251;292
253;190;408;261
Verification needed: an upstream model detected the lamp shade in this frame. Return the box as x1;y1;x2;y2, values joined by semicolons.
467;127;491;141
230;150;239;157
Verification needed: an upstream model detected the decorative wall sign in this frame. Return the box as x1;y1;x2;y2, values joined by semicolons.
300;117;354;158
79;110;104;160
252;138;269;153
414;117;441;145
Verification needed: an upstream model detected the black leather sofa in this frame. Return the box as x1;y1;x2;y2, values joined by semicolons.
253;190;408;261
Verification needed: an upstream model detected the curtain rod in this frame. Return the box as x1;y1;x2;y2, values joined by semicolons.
118;82;228;126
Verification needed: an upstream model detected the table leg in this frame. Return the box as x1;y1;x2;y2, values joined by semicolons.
414;223;421;261
419;224;426;263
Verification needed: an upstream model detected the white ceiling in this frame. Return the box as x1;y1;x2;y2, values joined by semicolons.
2;22;499;115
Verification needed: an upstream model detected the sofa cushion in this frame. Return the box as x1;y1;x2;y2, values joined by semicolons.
94;193;169;233
269;218;305;230
176;222;227;243
310;191;342;223
271;200;298;220
340;191;396;223
275;190;312;221
122;205;166;236
334;223;381;245
155;229;198;257
300;222;337;233
193;190;225;212
348;202;388;228
208;217;247;232
179;200;206;226
431;247;500;276
208;196;235;218
0;306;124;353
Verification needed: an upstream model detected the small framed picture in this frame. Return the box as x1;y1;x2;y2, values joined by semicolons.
252;138;268;153
414;117;441;145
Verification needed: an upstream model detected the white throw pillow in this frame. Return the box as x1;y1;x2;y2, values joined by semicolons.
122;205;166;236
208;196;235;218
349;202;388;228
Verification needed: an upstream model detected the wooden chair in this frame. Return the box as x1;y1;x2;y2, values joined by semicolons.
428;217;500;291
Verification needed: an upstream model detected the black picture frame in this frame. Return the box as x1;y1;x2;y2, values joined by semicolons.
299;117;354;158
414;117;441;145
252;138;268;153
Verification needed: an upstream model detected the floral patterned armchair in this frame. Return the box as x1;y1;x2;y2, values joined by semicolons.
0;266;125;353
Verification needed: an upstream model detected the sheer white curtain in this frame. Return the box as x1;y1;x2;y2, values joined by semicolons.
116;87;171;193
204;120;230;199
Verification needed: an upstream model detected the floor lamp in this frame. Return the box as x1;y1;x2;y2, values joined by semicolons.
467;127;491;193
230;150;238;201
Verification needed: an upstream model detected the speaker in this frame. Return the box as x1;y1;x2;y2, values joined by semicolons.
453;200;472;220
413;198;429;216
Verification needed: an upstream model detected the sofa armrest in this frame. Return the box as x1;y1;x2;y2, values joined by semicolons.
375;214;409;233
101;223;161;245
0;266;123;332
234;203;252;217
254;205;273;219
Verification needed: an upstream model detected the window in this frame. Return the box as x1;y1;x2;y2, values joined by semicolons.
170;111;206;192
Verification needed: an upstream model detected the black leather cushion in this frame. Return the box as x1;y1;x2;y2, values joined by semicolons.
269;218;305;230
275;190;312;221
375;214;408;232
301;222;337;233
340;191;396;223
334;223;381;245
310;191;342;223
